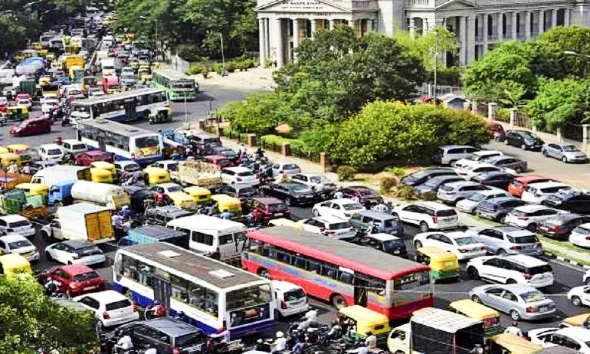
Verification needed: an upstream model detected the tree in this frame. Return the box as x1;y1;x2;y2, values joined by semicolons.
537;26;590;79
218;92;288;134
0;276;98;353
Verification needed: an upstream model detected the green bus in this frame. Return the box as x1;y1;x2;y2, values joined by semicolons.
151;69;198;101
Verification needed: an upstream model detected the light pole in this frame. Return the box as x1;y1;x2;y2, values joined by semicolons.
184;90;188;122
433;29;439;103
219;33;226;77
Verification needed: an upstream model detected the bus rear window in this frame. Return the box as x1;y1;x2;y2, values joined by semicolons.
136;136;160;148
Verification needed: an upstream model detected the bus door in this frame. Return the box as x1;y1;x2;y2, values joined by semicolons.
354;277;368;307
124;98;136;121
150;276;172;315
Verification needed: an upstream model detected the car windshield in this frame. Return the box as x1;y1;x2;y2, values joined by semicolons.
520;290;546;303
454;236;476;246
327;221;351;230
72;144;86;150
563;145;579;152
48;149;62;155
343;203;364;211
167;185;182;193
358;189;377;196
383;218;400;227
17;121;28;128
310;176;329;184
468;193;487;202
9;240;31;249
9;220;30;228
508;235;538;244
575;226;590;235
424;178;446;187
73;271;99;282
382;239;405;252
176;332;206;347
105;299;132;311
238;187;257;196
282;164;298;170
292;185;312;193
125;164;141;172
237;171;253;177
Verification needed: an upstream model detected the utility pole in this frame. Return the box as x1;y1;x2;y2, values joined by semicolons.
219;33;226;76
433;28;439;104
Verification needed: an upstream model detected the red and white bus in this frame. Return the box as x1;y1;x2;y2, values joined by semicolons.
242;226;433;320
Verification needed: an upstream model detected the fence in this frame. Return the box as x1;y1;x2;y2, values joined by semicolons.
417;84;463;98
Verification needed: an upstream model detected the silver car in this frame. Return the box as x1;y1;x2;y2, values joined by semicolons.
542;143;588;163
466;226;542;256
469;284;556;321
437;181;492;205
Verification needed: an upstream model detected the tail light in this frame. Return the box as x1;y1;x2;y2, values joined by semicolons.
585;236;590;240
236;177;242;182
432;215;438;224
133;304;138;312
325;231;335;237
173;348;180;354
523;273;532;280
526;306;534;313
510;245;523;251
281;301;288;309
102;311;110;319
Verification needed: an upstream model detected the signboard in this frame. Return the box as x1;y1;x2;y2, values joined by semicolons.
278;0;327;11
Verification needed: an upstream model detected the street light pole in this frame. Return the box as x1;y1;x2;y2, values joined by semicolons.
219;33;226;76
433;29;439;103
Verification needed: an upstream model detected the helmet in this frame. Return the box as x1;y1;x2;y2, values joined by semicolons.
332;320;338;325
153;300;160;306
366;331;373;336
276;331;284;338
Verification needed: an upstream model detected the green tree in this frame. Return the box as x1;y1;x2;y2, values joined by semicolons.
537;26;590;78
0;275;98;353
218;92;289;134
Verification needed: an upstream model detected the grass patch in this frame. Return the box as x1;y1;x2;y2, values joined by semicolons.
537;234;590;255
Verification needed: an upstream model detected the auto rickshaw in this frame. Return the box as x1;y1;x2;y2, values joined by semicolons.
7;144;31;164
140;73;152;84
448;299;503;337
167;191;197;210
15;183;49;197
82;76;97;94
183;186;211;204
0;153;21;168
143;167;171;185
486;333;542;354
560;313;590;329
39;76;52;86
0;146;8;155
90;168;114;183
90;161;117;180
415;246;460;282
46;53;56;62
211;194;242;215
0;106;30;123
0;254;33;278
268;218;304;230
30;42;43;51
338;305;391;345
14;51;25;63
149;106;173;124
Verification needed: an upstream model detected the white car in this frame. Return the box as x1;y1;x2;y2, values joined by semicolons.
0;97;7;106
150;160;179;180
73;290;140;329
44;240;106;266
61;139;88;155
456;189;511;214
15;98;32;109
41;97;60;113
272;161;301;177
151;183;183;194
568;285;590;307
0;215;35;237
221;166;259;186
0;234;39;261
412;231;487;260
272;280;310;318
394;201;458;232
529;327;590;354
88;88;105;97
311;198;365;220
454;164;504;180
570;223;590;249
466;254;554;288
453;150;504;169
504;205;562;232
290;173;336;193
297;216;357;240
521;181;572;204
585;270;590;285
38;143;65;162
114;161;143;178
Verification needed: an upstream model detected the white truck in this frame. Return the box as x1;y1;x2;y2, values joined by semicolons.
70;180;130;210
31;166;91;186
40;203;114;243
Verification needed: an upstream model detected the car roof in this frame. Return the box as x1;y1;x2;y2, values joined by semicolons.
40;143;63;149
367;233;401;241
473;189;507;196
62;139;85;144
224;166;251;173
445;181;479;188
440;145;475;149
556;327;590;340
528;182;570;189
0;233;28;242
514;204;552;212
271;280;303;292
252;197;283;204
313;215;348;224
498;284;542;294
514;175;550;183
86;150;107;155
61;264;95;275
346;185;373;191
0;215;28;222
278;183;308;189
504;254;548;267
355;210;396;218
484;196;518;204
331;198;362;205
444;231;469;239
486;155;517;162
157;183;181;188
494;227;535;238
62;240;95;248
83;290;128;303
473;150;502;156
141;317;200;336
416;201;454;210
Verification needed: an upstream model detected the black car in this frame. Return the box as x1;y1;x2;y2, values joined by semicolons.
259;182;316;206
542;190;590;214
400;168;457;187
218;185;258;200
144;206;194;225
351;234;408;258
471;172;515;190
537;213;590;240
123;186;154;213
475;197;528;222
499;130;544;150
116;318;206;354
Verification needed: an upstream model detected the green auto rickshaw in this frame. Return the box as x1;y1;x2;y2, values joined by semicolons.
0;106;30;125
148;107;173;124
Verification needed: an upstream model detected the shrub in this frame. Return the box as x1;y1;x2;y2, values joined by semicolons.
496;108;511;123
264;57;274;68
226;61;236;73
380;177;397;194
211;62;223;74
421;191;438;201
392;185;418;201
337;166;356;181
385;166;407;178
202;66;210;79
188;63;204;75
260;135;283;146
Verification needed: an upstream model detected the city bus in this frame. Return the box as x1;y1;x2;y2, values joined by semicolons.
77;119;164;165
69;88;170;123
113;243;275;337
243;226;434;320
152;69;198;101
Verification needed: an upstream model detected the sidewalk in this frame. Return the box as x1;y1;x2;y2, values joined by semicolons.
185;123;590;268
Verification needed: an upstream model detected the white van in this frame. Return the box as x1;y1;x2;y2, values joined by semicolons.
272;280;310;318
101;58;116;76
166;215;247;263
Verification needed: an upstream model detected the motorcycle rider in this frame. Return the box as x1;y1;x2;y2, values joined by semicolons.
120;205;131;221
366;221;378;234
327;320;342;339
43;278;62;296
145;300;166;319
333;188;344;199
114;332;134;353
291;337;308;354
304;308;318;323
371;202;390;213
364;331;377;349
220;209;233;220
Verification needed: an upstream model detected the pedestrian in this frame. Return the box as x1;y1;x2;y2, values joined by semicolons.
7;161;18;174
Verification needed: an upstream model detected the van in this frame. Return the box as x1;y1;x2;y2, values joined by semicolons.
433;145;479;166
272;280;310;318
348;210;404;236
166;215;247;264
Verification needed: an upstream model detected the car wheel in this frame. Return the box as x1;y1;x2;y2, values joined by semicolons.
506;279;517;284
67;261;73;265
510;310;520;321
520;144;527;150
258;268;271;279
450;160;457;167
504;139;509;145
331;294;347;309
312;209;320;217
496;248;507;255
45;251;52;261
471;295;481;303
515;167;523;174
414;240;423;248
419;221;429;232
467;267;480;280
285;197;291;206
572;296;583;306
562;156;568;163
526;223;537;232
498;214;507;223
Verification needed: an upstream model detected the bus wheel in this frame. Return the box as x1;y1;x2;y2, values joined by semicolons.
331;294;347;309
258;268;271;279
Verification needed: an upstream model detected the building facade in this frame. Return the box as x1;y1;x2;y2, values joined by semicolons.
256;0;590;67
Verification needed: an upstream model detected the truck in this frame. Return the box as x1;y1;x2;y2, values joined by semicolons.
118;225;189;249
177;160;222;188
18;79;37;97
70;180;130;210
47;180;76;206
0;172;31;190
64;55;84;72
40;203;113;243
31;166;91;186
102;76;120;94
0;189;47;220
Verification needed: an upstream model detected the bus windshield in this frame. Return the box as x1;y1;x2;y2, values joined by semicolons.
172;81;195;90
136;136;160;148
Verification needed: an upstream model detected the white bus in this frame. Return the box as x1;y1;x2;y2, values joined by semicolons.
166;215;248;265
113;243;275;337
77;119;164;165
70;88;170;123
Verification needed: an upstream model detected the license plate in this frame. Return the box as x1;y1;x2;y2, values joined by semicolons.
274;213;283;216
539;306;547;312
394;250;400;254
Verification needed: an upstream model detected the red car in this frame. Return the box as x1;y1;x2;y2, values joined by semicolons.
75;151;114;166
204;155;233;169
247;197;291;224
15;93;32;101
507;175;554;197
9;118;52;136
43;264;105;297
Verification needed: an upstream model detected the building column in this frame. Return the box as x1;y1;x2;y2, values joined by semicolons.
525;11;531;39
511;12;518;39
459;16;467;66
409;17;415;37
310;18;317;38
292;18;300;54
258;18;266;66
274;18;284;68
265;19;271;57
422;18;428;33
551;9;558;28
467;15;476;64
329;18;335;30
482;14;488;52
564;8;571;26
538;10;544;34
497;13;504;39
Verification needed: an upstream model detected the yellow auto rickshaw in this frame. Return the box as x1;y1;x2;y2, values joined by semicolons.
486;333;543;354
46;53;56;62
39;76;52;86
140;73;152;84
183;186;211;204
14;51;25;63
90;167;114;183
15;183;49;197
268;218;304;230
560;313;590;329
211;194;242;215
338;305;391;345
0;153;21;168
143;166;171;185
38;49;49;58
0;254;33;278
167;191;197;210
0;106;29;123
448;299;503;337
7;144;31;164
29;42;43;51
0;146;7;155
415;246;459;282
